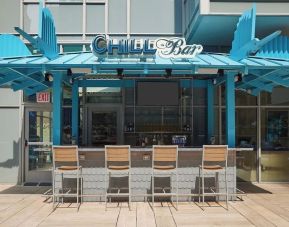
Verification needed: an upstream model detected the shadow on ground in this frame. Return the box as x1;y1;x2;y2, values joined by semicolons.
0;185;51;194
237;182;272;194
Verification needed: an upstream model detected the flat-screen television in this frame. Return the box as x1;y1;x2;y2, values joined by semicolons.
137;81;179;106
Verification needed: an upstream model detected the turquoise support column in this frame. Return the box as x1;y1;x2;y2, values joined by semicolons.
52;72;63;145
72;80;79;144
225;73;236;147
207;80;214;142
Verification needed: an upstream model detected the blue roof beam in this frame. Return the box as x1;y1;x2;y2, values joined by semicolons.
250;70;289;87
24;84;49;96
213;76;226;86
0;73;22;86
236;75;274;92
5;68;50;87
11;76;51;91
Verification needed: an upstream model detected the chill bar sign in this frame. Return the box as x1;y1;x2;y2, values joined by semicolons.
91;35;203;59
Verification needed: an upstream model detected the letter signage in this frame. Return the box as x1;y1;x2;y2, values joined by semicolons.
36;92;50;103
91;35;202;59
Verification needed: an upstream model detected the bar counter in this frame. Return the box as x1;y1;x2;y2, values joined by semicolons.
78;147;252;152
57;147;253;202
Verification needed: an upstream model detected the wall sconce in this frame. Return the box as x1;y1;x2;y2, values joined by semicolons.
235;72;243;82
217;69;224;76
117;68;124;79
67;68;72;76
165;68;172;78
44;72;53;82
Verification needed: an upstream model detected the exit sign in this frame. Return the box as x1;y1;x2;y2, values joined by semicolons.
36;92;50;103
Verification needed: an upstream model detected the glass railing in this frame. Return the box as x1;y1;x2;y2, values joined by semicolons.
236;149;257;182
261;150;289;182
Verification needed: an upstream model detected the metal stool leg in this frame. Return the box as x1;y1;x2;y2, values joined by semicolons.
76;170;79;210
81;169;83;204
61;173;64;204
105;171;108;211
152;172;154;211
128;170;131;210
198;167;201;204
225;169;228;210
176;170;178;211
52;171;56;210
202;170;205;209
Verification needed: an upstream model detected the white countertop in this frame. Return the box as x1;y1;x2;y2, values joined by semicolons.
79;147;254;152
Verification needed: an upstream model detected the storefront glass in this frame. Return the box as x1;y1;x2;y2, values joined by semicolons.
236;108;257;182
28;110;52;171
261;108;289;182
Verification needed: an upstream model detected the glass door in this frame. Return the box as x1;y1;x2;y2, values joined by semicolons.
87;106;122;146
25;108;52;183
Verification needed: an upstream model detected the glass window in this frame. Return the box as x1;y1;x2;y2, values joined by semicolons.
236;108;257;148
0;0;20;33
214;107;219;143
261;87;289;106
86;87;122;103
192;107;207;146
24;4;39;34
261;150;289;182
108;0;127;33
235;107;257;182
124;87;135;106
261;108;289;182
62;44;83;53
62;107;72;145
86;4;105;33
124;107;134;132
47;4;83;33
28;111;52;143
135;107;162;132
236;90;257;106
182;107;192;132
63;85;72;105
237;150;257;182
131;0;182;34
261;108;289;150
163;107;181;131
181;87;192;107
193;88;206;106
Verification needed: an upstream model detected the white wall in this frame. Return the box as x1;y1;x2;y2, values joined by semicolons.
0;88;22;183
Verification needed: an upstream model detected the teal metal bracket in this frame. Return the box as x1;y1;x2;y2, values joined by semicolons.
72;80;79;144
207;80;215;142
52;72;63;145
225;72;236;148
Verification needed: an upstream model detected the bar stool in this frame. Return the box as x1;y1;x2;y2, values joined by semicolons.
52;145;83;210
198;145;228;210
105;145;131;210
152;145;178;210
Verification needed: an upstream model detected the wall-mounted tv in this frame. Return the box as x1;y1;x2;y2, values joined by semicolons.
137;81;179;106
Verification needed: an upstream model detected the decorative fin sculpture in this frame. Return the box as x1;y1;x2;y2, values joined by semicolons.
230;4;281;61
0;34;31;57
15;3;58;59
256;35;289;59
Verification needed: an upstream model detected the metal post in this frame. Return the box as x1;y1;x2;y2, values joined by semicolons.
52;72;63;145
257;94;261;182
207;80;215;142
72;80;79;144
225;73;236;148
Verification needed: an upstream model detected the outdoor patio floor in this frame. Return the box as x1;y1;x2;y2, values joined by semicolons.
0;183;288;227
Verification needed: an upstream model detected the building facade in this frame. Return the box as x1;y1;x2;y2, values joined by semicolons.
0;0;288;184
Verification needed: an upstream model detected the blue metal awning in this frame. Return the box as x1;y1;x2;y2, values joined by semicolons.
0;4;289;96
